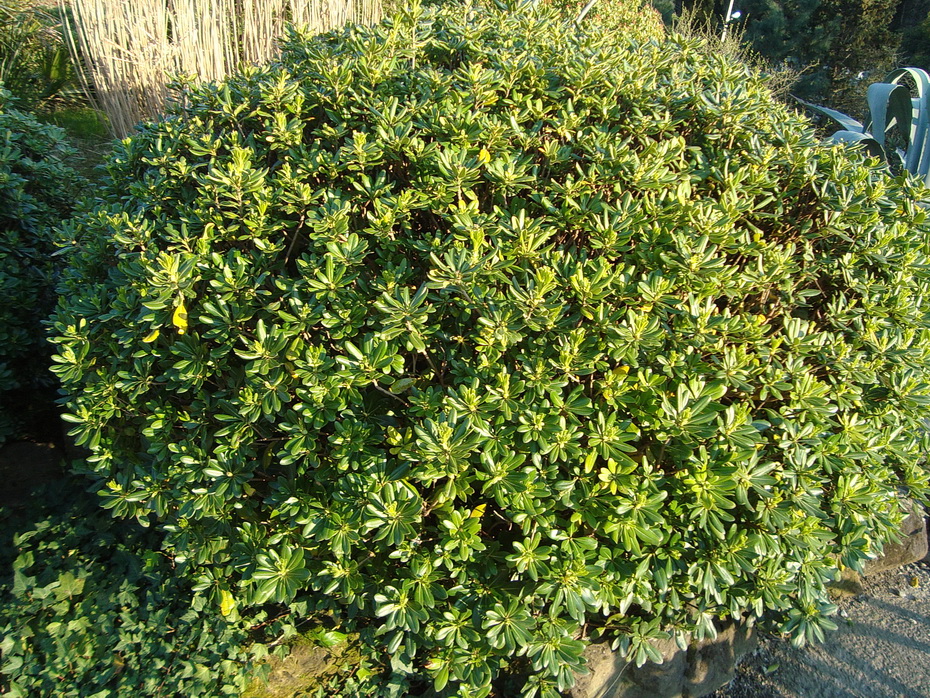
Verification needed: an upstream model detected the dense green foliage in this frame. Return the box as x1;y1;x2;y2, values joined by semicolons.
0;480;270;697
902;8;930;69
50;2;930;695
0;89;85;442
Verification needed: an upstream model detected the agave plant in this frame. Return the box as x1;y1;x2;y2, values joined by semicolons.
797;67;930;184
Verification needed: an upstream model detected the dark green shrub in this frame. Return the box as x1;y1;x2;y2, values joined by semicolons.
0;89;85;441
0;479;269;697
902;11;930;69
50;2;930;696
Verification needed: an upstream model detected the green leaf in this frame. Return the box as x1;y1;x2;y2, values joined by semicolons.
315;630;348;648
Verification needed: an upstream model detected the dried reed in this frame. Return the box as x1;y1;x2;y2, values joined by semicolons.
61;0;383;137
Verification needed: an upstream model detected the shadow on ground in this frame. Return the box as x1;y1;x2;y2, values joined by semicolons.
715;557;930;698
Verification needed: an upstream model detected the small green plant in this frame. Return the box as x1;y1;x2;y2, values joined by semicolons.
50;2;930;696
797;67;930;185
0;88;86;442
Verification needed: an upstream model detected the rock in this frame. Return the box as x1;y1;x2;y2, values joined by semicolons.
863;500;928;576
686;622;756;697
613;635;686;698
244;640;357;698
569;639;661;698
570;621;757;698
827;567;864;599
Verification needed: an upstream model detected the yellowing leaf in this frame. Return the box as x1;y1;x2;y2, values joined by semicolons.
142;328;160;343
477;148;491;164
219;589;236;616
172;299;188;334
584;450;598;473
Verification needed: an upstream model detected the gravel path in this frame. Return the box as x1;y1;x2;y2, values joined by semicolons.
714;559;930;698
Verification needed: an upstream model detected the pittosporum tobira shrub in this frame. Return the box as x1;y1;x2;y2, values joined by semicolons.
0;88;86;442
50;1;930;695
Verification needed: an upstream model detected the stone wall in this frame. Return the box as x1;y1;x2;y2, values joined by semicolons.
863;500;928;576
570;622;757;698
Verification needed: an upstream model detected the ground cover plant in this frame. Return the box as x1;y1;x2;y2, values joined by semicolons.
49;1;930;695
0;478;280;697
0;88;86;442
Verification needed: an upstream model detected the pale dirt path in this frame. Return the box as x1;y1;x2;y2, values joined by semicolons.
715;559;930;698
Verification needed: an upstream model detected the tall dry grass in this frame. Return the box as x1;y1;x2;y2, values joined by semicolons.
62;0;383;137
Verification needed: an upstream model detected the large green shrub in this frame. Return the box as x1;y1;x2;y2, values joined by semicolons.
0;89;85;441
50;2;930;696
